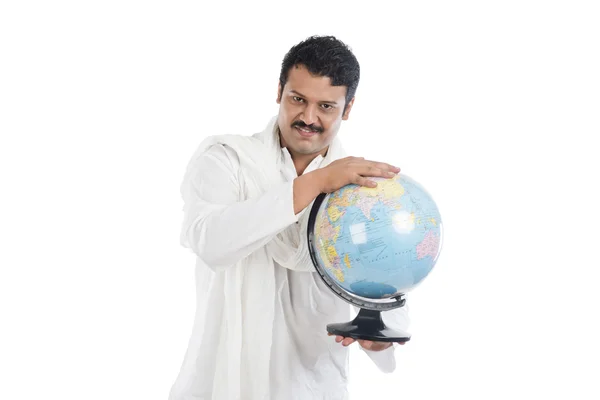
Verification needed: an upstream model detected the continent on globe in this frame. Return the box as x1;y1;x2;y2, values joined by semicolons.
343;254;352;269
416;230;441;260
327;205;345;222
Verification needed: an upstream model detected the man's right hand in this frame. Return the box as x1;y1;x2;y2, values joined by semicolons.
316;156;401;193
293;156;400;215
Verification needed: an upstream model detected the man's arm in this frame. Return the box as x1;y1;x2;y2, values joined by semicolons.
181;144;323;270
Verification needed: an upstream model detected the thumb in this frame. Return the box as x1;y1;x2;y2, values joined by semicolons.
359;340;373;350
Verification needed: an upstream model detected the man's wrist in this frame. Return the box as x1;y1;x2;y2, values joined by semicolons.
309;168;325;194
293;170;326;215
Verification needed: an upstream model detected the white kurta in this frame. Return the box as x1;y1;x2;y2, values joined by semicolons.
169;141;410;400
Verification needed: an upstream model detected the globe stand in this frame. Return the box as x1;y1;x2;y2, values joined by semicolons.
327;305;411;343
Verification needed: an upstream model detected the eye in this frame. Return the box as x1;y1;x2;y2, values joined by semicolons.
321;104;333;110
293;96;304;103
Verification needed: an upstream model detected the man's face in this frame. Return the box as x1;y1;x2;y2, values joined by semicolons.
276;64;354;157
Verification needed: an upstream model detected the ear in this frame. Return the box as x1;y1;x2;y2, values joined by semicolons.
276;83;282;104
342;97;355;120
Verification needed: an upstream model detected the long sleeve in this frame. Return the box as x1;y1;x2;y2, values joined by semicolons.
180;144;299;270
354;303;411;373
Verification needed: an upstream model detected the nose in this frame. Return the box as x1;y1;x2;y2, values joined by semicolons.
300;103;318;126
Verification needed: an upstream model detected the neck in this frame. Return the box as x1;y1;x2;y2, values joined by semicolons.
289;146;328;176
277;128;329;176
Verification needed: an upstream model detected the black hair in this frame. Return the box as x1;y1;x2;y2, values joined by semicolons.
278;35;360;111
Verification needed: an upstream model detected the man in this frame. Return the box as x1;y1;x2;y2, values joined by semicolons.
169;35;410;400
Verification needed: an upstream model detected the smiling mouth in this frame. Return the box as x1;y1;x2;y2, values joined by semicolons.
295;126;319;137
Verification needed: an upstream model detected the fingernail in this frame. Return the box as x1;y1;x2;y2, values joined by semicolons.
387;171;395;177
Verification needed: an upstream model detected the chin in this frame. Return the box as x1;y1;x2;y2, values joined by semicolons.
298;144;325;155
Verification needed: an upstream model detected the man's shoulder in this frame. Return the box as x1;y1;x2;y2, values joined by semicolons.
202;132;263;160
200;132;263;172
200;141;240;173
201;133;244;153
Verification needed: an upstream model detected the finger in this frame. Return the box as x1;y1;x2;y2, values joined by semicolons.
342;337;355;346
335;335;343;343
354;175;377;188
357;165;396;179
380;162;401;173
358;164;385;177
364;160;401;173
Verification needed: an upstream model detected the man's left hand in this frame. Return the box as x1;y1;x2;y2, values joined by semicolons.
327;332;405;351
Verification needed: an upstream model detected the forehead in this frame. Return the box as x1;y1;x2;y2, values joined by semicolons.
284;64;347;101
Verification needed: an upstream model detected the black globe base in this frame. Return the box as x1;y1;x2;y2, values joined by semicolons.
327;308;411;343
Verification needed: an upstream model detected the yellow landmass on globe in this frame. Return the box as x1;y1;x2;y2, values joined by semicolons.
381;179;405;199
329;189;353;207
333;268;345;282
327;205;343;222
343;254;352;269
429;217;437;226
360;179;405;206
326;245;339;262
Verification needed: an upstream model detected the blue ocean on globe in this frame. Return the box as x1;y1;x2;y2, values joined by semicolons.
311;174;443;299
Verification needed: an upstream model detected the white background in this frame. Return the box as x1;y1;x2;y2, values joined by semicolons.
1;1;599;399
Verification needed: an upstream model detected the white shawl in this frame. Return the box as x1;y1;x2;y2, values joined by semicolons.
179;116;346;399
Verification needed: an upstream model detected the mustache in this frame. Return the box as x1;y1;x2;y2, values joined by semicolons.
291;120;324;133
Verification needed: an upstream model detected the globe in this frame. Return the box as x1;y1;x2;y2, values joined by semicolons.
307;173;443;342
